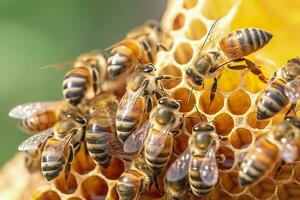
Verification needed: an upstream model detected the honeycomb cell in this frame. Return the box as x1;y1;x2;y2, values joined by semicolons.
184;111;208;134
67;197;83;200
227;90;251;115
249;178;276;199
173;133;189;154
213;113;234;136
171;87;195;112
208;188;232;200
244;72;267;93
110;185;120;200
199;90;224;115
221;172;246;195
100;157;125;180
81;176;108;200
173;42;193;65
217;146;235;170
294;164;300;183
277;182;300;200
274;163;293;182
246;111;269;129
159;65;182;89
34;190;61;200
73;144;96;175
185;19;207;40
173;13;185;30
201;0;236;20
229;128;252;149
238;194;255;200
183;0;198;9
54;173;77;194
218;68;242;93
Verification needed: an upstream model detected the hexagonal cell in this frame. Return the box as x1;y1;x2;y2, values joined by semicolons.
100;157;125;180
246;111;270;129
294;164;300;183
110;185;120;200
54;173;77;194
33;190;61;200
249;178;276;200
207;188;232;200
213;113;234;136
73;143;96;175
67;197;83;200
173;13;185;30
217;146;235;170
218;67;242;93
171;87;195;112
185;19;207;40
229;128;252;149
173;42;193;65
81;176;108;200
184;111;208;134
244;72;267;94
183;0;198;9
199;90;224;115
227;90;251;115
273;163;293;182
221;172;246;195
159;65;182;89
238;194;255;200
277;182;300;200
200;0;236;20
173;133;189;154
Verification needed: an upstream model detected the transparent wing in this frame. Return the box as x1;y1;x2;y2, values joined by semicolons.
18;128;54;152
9;101;61;119
200;146;219;186
166;148;191;182
284;78;300;103
123;121;152;153
280;139;298;163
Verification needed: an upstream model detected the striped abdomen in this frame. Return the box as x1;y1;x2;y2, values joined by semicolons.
20;111;58;133
166;175;189;200
107;40;141;79
117;169;144;200
63;66;91;106
189;157;214;197
239;138;279;186
257;79;289;120
116;95;146;143
144;130;173;173
86;118;115;168
219;28;272;59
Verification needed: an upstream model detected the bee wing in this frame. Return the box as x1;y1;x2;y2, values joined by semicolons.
91;107;117;127
18;128;54;152
166;148;191;182
123;121;152;153
200;145;219;186
281;139;298;163
284;78;300;103
9;101;62;119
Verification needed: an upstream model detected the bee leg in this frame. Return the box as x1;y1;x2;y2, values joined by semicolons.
188;85;194;103
285;103;297;118
64;145;74;182
157;43;170;51
208;78;218;107
141;41;154;63
145;96;153;114
91;66;99;95
244;58;268;83
134;179;144;200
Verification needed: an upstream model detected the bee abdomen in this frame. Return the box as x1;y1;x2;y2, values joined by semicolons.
41;160;63;181
21;111;58;133
220;28;272;59
63;67;90;106
257;79;289;120
117;170;144;200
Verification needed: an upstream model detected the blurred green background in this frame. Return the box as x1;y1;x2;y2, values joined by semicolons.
0;0;166;166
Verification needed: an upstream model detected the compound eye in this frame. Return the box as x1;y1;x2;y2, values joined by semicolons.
159;97;167;105
143;66;154;73
170;101;179;109
75;116;86;125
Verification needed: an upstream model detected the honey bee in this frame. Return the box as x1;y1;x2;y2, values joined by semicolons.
257;57;300;120
166;123;220;198
18;110;86;181
239;117;300;186
62;52;107;106
123;97;183;190
116;62;171;143
9;101;65;133
106;20;171;79
186;18;272;103
86;93;131;168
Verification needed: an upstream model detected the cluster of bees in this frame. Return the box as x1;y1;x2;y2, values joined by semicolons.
9;17;300;199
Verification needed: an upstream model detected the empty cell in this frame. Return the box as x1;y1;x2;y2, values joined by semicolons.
199;90;224;115
244;72;267;94
238;194;255;200
173;13;185;30
100;157;125;180
221;172;246;195
208;188;232;200
109;185;120;200
229;128;252;149
186;19;207;40
171;87;195;112
277;182;300;200
213;113;234;136
273;163;293;182
173;43;193;65
73;143;96;175
54;173;77;194
249;178;276;199
173;133;189;154
246;111;270;129
159;65;182;89
34;190;61;200
218;67;242;93
227;90;251;115
217;146;235;170
183;0;198;9
81;176;108;200
201;0;236;20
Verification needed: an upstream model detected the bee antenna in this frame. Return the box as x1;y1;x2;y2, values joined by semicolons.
188;85;194;103
149;63;157;71
194;104;204;121
137;58;144;64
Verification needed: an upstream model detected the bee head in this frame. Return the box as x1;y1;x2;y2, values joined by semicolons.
285;57;300;81
54;119;78;138
186;68;204;86
156;97;180;125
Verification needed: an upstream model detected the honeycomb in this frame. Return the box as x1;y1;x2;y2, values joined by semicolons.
3;0;300;200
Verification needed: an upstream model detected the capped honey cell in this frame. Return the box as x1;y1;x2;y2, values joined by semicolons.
80;176;108;200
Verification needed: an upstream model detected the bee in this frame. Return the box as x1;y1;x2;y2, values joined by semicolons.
239;117;300;186
86;93;130;168
116;62;171;143
9;101;66;133
18;110;87;181
62;52;107;106
257;57;300;120
186;18;272;103
106;20;171;79
123;97;183;191
166;123;220;198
